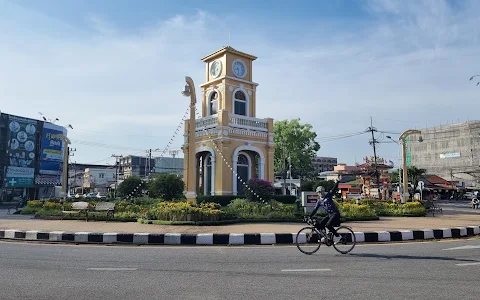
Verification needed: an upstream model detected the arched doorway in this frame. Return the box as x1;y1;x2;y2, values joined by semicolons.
204;154;213;195
236;152;251;196
195;147;215;196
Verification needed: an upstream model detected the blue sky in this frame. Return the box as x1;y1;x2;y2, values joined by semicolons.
1;0;479;168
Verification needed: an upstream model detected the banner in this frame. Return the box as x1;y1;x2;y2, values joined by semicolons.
6;115;38;187
39;161;63;175
7;115;38;169
40;123;66;162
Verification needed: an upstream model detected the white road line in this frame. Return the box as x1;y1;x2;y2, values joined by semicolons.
455;262;480;267
281;269;332;272
443;245;480;251
87;268;138;271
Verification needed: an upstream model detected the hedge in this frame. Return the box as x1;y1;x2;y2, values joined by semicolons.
197;195;297;206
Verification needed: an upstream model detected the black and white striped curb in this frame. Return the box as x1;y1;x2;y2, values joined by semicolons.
1;226;479;245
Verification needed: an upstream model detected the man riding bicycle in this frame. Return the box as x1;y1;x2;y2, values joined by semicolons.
308;176;342;244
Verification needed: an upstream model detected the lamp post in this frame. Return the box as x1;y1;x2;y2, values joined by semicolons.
181;76;197;203
386;136;403;203
397;130;423;204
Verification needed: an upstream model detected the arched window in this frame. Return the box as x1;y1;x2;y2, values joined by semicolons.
234;90;247;116
208;91;218;115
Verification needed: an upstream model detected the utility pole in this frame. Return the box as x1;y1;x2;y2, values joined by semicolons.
148;149;152;179
112;154;123;198
67;148;76;196
282;140;287;195
367;117;380;199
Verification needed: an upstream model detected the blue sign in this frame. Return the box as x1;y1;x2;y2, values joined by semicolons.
40;123;65;162
39;161;63;175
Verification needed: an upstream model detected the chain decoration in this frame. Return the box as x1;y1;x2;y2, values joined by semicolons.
126;107;190;200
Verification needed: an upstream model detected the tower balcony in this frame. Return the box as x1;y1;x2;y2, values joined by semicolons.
188;110;273;142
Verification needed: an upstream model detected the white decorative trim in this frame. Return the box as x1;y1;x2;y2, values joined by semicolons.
209;60;222;78
228;128;268;138
232;145;265;195
232;59;247;79
229;86;234;92
200;76;259;88
232;87;250;117
206;88;222;115
195;137;270;145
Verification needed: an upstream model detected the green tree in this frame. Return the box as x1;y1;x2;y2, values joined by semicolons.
148;173;185;201
274;119;320;180
391;166;426;187
117;176;144;198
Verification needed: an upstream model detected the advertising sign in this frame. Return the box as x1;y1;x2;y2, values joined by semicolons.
40;123;66;162
301;192;319;214
5;166;35;187
439;153;460;159
39;161;63;175
38;122;67;186
6;115;38;187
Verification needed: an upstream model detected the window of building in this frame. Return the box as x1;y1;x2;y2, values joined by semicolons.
208;91;219;115
234;90;247;116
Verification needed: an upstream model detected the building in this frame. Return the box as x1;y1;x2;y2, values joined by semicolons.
154;157;184;177
0;112;68;201
83;168;116;193
312;156;337;174
68;163;111;193
406;121;480;186
182;46;275;200
119;155;155;179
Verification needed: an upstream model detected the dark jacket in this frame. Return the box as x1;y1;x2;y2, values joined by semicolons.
310;181;341;217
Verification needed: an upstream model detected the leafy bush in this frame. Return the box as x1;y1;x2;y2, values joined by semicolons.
197;195;238;206
148;174;184;200
272;195;297;204
244;178;275;202
370;201;426;217
145;201;225;221
224;199;297;219
133;198;164;206
118;176;144;198
337;202;377;219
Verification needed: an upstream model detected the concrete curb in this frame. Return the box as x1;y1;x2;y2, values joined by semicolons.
1;226;479;245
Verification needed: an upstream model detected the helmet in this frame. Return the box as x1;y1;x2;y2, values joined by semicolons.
315;186;325;193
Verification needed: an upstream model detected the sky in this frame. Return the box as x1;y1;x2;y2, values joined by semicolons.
1;0;479;168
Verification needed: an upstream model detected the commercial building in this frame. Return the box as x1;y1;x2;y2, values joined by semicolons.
406;121;480;186
119;155;155;179
154;157;184;177
83;168;116;193
0;112;68;201
312;156;337;174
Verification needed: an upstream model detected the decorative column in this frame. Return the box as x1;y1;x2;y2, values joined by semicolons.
182;76;198;203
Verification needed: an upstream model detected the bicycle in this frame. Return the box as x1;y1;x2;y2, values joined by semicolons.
295;216;356;255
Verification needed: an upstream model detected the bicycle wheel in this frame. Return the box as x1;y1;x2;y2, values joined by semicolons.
296;226;322;255
332;226;356;254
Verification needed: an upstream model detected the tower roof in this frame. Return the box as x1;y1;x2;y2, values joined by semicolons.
201;46;257;62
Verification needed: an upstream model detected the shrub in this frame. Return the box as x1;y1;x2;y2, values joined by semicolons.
224;199;297;220
197;195;238;206
272;195;297;204
118;176;144;198
338;202;377;219
148;174;184;200
145;201;225;222
27;200;43;208
244;178;275;202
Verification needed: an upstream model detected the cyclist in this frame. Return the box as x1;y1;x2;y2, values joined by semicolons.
309;176;342;244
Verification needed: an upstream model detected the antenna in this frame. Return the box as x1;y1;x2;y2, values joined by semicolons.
228;27;231;46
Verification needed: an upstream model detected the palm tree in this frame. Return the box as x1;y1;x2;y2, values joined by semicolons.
408;166;426;188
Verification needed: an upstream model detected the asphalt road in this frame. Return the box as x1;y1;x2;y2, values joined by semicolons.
1;238;479;300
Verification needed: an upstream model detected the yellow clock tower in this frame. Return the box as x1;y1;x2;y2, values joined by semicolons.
182;46;275;201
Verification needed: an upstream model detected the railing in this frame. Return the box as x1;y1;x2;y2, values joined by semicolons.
195;115;218;129
228;114;268;131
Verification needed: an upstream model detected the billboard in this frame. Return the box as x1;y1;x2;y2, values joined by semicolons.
37;122;67;186
6;115;38;187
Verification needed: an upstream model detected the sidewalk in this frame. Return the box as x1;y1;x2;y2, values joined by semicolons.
0;210;479;234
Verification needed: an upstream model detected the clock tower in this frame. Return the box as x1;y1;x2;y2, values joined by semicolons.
182;46;275;199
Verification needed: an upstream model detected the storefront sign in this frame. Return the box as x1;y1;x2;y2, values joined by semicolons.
7;115;38;171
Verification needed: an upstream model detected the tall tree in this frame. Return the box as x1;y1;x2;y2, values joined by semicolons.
274;119;320;182
391;166;427;187
117;176;144;198
148;173;184;201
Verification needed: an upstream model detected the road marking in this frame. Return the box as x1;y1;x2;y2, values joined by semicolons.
443;245;480;251
87;268;137;271
455;262;480;267
281;269;331;272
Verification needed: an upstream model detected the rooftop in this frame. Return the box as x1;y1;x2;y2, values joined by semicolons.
201;46;258;62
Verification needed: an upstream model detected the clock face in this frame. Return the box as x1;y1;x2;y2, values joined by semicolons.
232;60;246;78
210;60;222;78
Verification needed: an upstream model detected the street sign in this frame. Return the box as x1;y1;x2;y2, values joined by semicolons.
418;181;425;191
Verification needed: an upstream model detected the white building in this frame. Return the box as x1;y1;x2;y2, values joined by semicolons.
83;168;116;192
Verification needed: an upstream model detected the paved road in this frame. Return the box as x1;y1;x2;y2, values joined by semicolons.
0;209;34;220
1;238;479;300
438;201;480;214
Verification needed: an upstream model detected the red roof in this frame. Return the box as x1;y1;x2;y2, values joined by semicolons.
425;175;449;185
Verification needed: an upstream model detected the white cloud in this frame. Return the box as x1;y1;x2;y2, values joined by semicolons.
0;0;479;166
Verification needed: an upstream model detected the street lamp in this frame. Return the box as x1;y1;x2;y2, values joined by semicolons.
386;136;402;203
397;130;423;204
181;76;197;203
